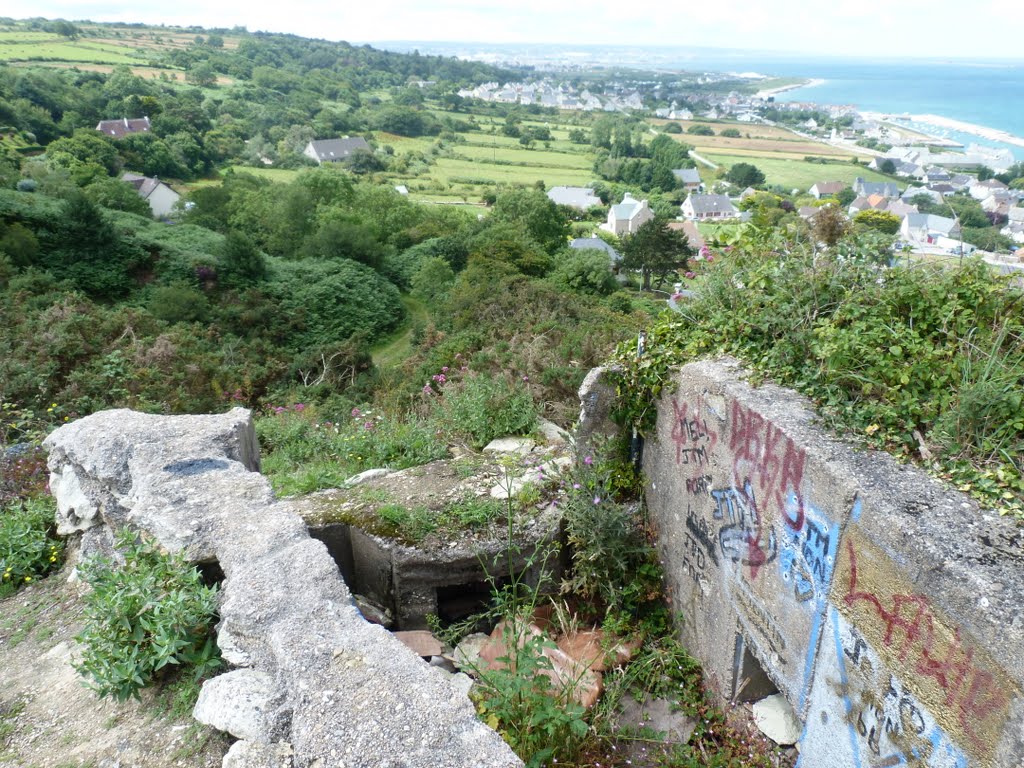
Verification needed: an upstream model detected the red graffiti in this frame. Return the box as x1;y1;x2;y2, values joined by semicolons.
843;541;1010;751
728;401;807;530
671;398;718;469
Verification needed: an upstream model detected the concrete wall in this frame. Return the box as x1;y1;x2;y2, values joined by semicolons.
44;408;521;768
642;359;1023;767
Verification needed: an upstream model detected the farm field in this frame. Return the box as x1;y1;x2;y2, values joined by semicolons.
0;39;142;65
703;152;894;191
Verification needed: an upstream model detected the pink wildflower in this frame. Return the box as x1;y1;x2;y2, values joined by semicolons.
293;403;306;412
351;407;362;418
685;271;696;279
583;455;593;465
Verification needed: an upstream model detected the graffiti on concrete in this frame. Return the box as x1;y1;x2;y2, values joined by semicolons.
733;585;787;662
685;504;719;567
685;473;713;495
798;608;969;768
671;398;718;473
711;482;777;579
729;400;807;531
836;537;1013;763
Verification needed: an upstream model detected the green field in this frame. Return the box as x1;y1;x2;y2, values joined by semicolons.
0;39;141;64
219;167;300;183
453;144;592;169
703;153;894;192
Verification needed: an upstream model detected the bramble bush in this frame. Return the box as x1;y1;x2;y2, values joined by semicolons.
75;531;221;701
0;496;64;597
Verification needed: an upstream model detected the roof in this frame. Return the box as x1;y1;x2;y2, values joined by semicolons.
904;213;958;235
666;220;705;249
569;236;621;261
547;186;602;210
686;194;737;215
673;168;702;185
96;117;151;139
121;172;175;201
610;194;649;221
810;181;845;194
307;137;371;161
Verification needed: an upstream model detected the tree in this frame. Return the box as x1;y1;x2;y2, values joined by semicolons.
836;187;857;207
854;209;901;235
186;62;217;89
879;159;896;175
663;122;682;134
811;204;850;247
410;256;455;302
686;124;714;136
621;219;692;291
220;232;267;287
551;248;617;295
83;178;152;217
719;128;741;138
490;188;570;255
724;162;766;188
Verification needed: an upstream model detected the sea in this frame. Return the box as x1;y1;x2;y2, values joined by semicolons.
374;42;1024;161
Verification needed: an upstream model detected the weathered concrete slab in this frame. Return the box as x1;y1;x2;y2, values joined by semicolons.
44;408;521;768
639;359;1024;767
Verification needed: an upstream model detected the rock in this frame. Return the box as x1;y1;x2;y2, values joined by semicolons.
353;593;392;627
576;365;621;454
394;630;444;658
483;437;536;454
752;694;803;745
193;669;284;742
429;655;458;673
617;695;696;744
344;468;391;486
537;419;571;446
453;633;490;672
223;740;294;768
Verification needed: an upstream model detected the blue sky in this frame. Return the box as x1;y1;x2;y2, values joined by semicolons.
7;0;1024;59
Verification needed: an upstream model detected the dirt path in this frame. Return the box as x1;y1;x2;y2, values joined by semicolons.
0;569;230;768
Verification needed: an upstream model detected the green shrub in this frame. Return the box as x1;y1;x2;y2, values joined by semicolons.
75;531;221;701
0;496;63;596
431;373;538;449
476;622;588;768
610;246;1024;516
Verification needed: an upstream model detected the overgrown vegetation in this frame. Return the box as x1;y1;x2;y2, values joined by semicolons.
611;245;1024;517
74;530;221;701
0;496;63;597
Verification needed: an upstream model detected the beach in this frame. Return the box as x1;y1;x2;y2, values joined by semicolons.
755;78;823;99
901;114;1024;150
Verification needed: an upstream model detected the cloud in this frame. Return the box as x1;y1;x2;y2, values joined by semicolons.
4;1;1024;58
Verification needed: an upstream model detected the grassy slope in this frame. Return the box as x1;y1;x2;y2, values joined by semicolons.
371;295;429;369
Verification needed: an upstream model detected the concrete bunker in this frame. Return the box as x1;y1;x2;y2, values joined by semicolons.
43;408;523;768
632;358;1024;767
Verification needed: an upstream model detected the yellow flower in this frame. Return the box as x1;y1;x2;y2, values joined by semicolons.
865;424;880;436
24;576;32;582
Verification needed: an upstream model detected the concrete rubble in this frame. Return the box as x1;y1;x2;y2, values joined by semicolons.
44;408;522;768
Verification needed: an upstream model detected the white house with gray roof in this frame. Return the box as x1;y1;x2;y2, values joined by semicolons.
672;168;702;192
602;194;654;236
900;213;960;245
547;186;602;211
303;137;371;165
853;177;899;199
121;172;179;218
681;193;739;221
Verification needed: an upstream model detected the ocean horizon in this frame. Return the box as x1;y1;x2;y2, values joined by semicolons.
375;42;1024;161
